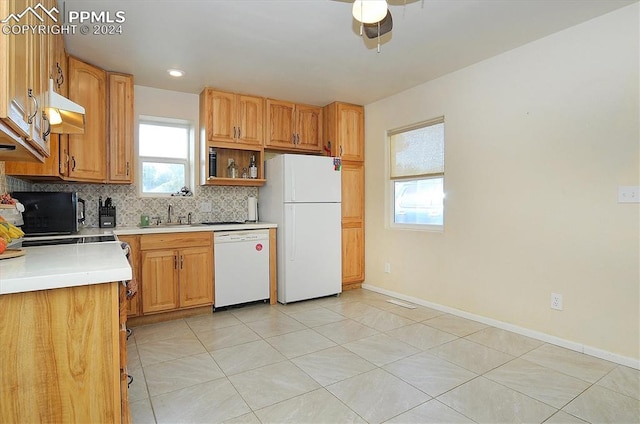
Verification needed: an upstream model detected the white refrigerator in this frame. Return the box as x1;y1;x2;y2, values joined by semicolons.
259;154;342;303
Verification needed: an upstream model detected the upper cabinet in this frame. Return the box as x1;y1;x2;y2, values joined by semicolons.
108;73;134;183
199;88;266;187
265;99;322;153
323;102;364;162
5;56;135;184
201;88;264;147
0;0;55;162
67;56;107;181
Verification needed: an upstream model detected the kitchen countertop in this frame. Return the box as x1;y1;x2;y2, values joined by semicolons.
0;241;132;295
112;221;277;236
0;222;277;296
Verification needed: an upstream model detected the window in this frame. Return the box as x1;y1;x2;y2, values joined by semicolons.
138;117;192;195
389;117;445;229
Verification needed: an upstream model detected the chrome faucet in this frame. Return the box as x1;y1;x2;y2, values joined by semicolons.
167;204;173;223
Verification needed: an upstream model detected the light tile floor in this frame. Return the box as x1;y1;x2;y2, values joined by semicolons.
127;289;640;424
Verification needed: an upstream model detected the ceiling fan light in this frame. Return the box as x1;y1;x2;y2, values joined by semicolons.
352;0;388;24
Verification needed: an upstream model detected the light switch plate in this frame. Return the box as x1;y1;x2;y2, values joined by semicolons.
618;186;640;203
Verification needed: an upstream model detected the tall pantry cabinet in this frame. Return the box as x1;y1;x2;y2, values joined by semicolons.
324;102;365;289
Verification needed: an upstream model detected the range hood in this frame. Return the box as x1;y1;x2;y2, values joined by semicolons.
47;79;85;134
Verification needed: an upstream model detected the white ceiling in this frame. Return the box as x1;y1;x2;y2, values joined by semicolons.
60;0;635;106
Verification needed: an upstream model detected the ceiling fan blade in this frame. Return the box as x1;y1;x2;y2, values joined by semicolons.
363;10;393;39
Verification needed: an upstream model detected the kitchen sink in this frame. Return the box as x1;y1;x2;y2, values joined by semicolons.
137;221;249;230
138;222;200;229
200;221;247;225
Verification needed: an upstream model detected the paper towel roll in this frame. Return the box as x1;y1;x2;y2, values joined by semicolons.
247;196;258;222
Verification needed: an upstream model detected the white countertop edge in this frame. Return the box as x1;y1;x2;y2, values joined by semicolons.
0;242;132;295
0;267;132;295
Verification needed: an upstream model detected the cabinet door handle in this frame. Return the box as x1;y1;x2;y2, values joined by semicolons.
126;162;130;176
42;111;51;139
233;127;237;139
180;255;184;269
340;145;343;157
55;62;64;88
27;88;39;124
237;127;241;139
174;255;178;269
71;156;76;171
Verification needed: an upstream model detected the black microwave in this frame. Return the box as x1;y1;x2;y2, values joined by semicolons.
12;191;85;235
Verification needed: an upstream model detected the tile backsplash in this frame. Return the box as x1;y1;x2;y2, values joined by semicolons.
3;173;257;228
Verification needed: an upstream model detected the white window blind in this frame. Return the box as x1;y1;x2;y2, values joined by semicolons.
389;118;444;179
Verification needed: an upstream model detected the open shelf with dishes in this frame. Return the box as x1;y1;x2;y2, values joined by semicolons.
201;144;265;187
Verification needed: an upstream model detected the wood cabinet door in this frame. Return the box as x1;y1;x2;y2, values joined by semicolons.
295;104;322;151
108;73;134;183
237;94;263;146
67;56;107;181
342;224;365;284
265;99;295;148
141;249;179;313
0;283;121;423
28;12;47;154
341;162;365;224
337;103;364;161
204;89;236;143
1;0;31;138
179;246;214;308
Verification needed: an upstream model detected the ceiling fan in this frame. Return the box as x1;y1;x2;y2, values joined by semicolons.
352;0;394;40
352;0;422;52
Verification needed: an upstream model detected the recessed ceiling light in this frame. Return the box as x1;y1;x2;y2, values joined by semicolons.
168;69;185;77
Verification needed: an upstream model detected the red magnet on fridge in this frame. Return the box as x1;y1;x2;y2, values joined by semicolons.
255;243;263;251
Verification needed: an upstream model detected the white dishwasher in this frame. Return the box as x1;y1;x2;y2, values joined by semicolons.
214;229;270;308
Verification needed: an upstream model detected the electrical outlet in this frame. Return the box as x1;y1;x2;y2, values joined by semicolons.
618;186;640;203
551;293;563;311
384;263;391;273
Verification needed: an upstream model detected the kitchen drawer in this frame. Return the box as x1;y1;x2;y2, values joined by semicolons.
140;232;212;250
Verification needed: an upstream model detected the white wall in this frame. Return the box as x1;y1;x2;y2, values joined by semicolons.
364;4;639;363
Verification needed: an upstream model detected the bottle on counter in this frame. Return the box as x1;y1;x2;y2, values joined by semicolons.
227;158;238;178
249;154;258;179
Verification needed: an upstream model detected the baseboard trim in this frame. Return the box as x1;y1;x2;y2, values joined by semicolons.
362;283;640;370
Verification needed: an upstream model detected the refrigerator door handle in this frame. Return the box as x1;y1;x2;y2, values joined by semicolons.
290;206;296;261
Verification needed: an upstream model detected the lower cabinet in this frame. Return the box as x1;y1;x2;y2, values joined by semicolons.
342;224;365;286
0;282;129;423
118;234;140;318
140;232;214;314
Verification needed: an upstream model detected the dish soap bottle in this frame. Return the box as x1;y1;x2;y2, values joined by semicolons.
227;158;238;178
249;154;258;179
